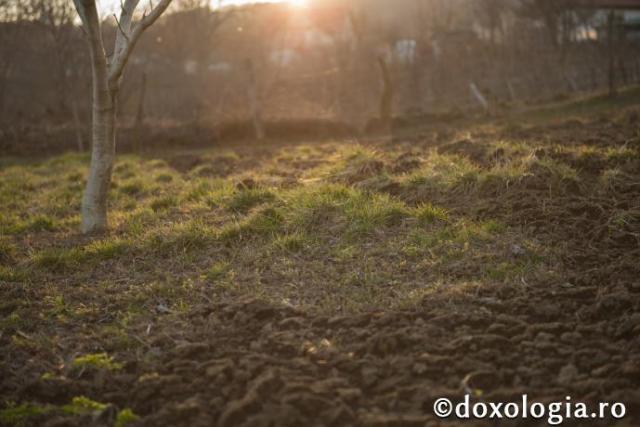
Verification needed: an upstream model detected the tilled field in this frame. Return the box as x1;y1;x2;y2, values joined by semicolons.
6;287;640;426
1;100;640;426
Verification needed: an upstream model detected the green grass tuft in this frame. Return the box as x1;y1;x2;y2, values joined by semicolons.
115;408;140;427
273;232;308;252
119;180;147;196
204;261;233;283
413;203;449;225
84;238;130;259
62;396;108;415
0;266;27;282
72;353;123;371
146;220;216;255
151;196;178;212
226;188;276;214
24;215;57;232
33;247;83;271
218;206;285;243
344;193;410;237
155;172;175;183
0;403;48;426
0;239;17;264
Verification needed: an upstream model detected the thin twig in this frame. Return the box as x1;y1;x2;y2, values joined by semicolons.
113;13;130;43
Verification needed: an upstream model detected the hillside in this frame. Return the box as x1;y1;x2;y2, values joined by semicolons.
1;91;640;426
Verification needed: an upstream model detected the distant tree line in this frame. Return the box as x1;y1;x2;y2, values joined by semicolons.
1;0;638;139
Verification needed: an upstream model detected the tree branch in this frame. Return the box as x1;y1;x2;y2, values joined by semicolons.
113;13;130;44
72;0;107;67
113;0;140;61
109;0;173;84
72;0;91;29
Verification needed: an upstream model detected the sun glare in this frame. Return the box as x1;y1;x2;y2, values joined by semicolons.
286;0;308;8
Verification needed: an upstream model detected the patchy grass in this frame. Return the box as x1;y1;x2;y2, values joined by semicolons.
5;109;633;313
32;238;131;272
522;85;640;123
1;215;59;235
226;187;276;214
0;239;18;265
273;231;308;252
145;220;217;256
61;396;108;415
115;408;140;426
204;261;233;283
1;88;639;427
0;403;50;427
118;180;148;197
150;195;178;212
71;353;123;372
1;94;639;426
413;203;449;226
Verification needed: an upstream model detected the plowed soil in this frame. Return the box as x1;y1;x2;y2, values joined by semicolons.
6;286;640;426
2;101;640;426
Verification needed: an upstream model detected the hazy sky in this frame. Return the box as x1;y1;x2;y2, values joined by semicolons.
99;0;280;13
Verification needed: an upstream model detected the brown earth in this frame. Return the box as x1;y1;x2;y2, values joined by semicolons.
2;102;640;426
4;285;639;426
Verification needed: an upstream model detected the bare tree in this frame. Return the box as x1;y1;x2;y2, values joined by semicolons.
151;0;231;124
72;0;172;233
474;0;511;46
518;0;570;48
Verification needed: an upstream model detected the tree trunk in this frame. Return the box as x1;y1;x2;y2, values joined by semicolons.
618;58;628;86
0;66;9;123
82;91;117;233
607;10;618;98
0;82;5;124
378;57;393;131
81;44;118;233
245;59;265;141
410;40;425;112
470;82;489;111
74;0;172;234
